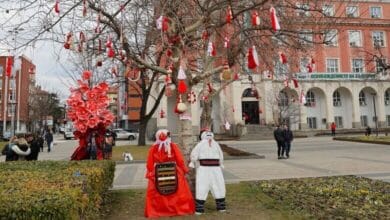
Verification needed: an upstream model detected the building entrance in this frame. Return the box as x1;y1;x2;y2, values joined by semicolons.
242;101;259;124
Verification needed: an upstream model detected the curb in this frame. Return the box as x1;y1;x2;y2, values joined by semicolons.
333;137;390;145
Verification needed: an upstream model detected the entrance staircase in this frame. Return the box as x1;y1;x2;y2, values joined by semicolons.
240;124;275;140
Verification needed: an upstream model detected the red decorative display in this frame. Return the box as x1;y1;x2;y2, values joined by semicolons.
67;73;115;160
251;11;260;26
270;6;280;31
247;46;259;69
54;0;60;14
226;6;233;24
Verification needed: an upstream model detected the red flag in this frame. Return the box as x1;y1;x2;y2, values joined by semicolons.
247;46;259;69
54;0;60;14
270;7;280;31
279;52;288;64
226;6;233;23
251;12;260;26
5;56;13;77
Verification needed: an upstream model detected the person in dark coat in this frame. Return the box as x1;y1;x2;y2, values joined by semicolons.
283;125;294;159
25;133;40;161
273;124;285;159
103;132;113;160
2;137;31;161
36;132;45;152
45;129;54;152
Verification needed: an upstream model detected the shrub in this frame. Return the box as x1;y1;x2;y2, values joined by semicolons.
0;160;115;219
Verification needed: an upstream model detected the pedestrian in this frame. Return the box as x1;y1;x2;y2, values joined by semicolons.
144;129;194;218
366;126;371;136
3;137;31;161
283;125;294;159
274;124;285;159
45;129;54;152
36;132;45;152
86;132;98;160
331;122;336;136
103;132;113;160
25;133;40;161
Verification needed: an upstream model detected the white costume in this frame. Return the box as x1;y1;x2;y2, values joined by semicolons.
189;131;226;214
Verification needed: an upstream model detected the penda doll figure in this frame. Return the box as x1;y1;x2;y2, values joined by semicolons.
144;129;195;218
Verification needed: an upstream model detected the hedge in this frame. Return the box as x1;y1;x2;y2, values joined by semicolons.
0;160;115;219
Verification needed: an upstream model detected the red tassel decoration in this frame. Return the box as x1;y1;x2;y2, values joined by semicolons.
224;37;230;48
28;67;35;74
226;6;233;24
202;30;209;41
178;80;187;94
96;56;103;67
247;46;259;69
279;52;288;64
307;64;313;73
162;17;169;32
82;0;87;17
54;0;60;14
293;78;299;88
166;48;172;57
207;42;216;57
106;35;112;48
234;72;240;80
5;56;13;77
251;11;260;26
270;6;280;31
108;47;115;58
207;83;213;93
64;32;73;49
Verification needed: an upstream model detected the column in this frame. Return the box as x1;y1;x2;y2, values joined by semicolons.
351;87;361;128
376;87;386;128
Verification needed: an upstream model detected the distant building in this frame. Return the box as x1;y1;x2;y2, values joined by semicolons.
0;55;36;134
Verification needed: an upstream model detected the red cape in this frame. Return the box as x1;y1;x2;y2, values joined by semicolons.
144;142;195;218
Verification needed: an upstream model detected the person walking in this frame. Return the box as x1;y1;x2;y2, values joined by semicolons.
25;133;40;161
45;129;54;152
273;124;285;159
103;132;113;160
283;125;294;159
3;137;31;161
331;122;336;136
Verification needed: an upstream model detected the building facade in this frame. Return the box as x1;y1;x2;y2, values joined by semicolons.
0;55;35;134
152;1;390;135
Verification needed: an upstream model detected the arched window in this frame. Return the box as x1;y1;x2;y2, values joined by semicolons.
333;90;341;106
359;91;366;106
243;88;256;98
278;91;289;107
385;90;390;105
306;90;315;106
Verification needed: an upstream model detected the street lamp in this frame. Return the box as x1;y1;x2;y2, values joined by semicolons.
371;92;379;137
3;28;24;137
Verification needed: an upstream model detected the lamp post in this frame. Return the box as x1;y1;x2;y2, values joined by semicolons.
7;27;24;137
371;92;379;137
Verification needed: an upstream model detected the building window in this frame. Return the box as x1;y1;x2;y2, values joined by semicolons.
322;4;334;17
326;59;339;73
307;117;317;129
346;6;359;17
274;59;289;75
278;91;289;107
296;3;310;17
359;91;366;106
360;115;368;127
7;105;14;116
335;116;343;128
349;31;362;47
9;93;14;102
324;29;338;46
376;58;386;73
333;91;341;106
385;90;390;105
300;57;310;73
370;7;382;18
387;115;390;126
372;31;385;47
352;59;364;73
299;30;313;45
306;90;315;107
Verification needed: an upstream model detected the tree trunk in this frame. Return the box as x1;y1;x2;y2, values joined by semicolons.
137;118;148;146
200;101;212;130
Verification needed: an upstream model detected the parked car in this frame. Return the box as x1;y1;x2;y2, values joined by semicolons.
113;128;138;140
64;128;75;140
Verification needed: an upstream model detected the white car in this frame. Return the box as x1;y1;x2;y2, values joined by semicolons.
64;128;75;140
113;128;138;140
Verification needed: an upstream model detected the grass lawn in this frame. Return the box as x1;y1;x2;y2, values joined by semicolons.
100;183;309;220
100;176;389;219
0;141;7;151
112;144;257;162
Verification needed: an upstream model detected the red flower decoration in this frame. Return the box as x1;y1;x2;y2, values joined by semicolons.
82;70;92;81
